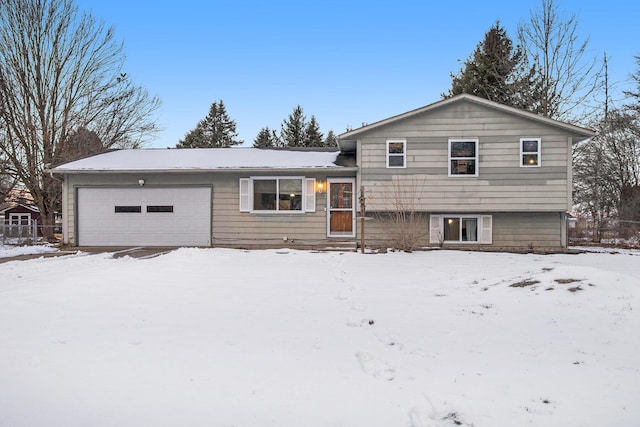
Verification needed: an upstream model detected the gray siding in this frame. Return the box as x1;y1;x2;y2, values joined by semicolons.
362;211;564;249
61;170;356;247
357;101;573;212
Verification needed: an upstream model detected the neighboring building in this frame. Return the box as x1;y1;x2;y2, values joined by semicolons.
51;94;594;250
1;203;42;240
1;203;41;226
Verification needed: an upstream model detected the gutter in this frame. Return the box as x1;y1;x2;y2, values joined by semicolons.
48;167;360;174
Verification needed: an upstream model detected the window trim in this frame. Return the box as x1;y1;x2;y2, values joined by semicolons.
448;138;479;177
429;214;492;244
239;176;316;214
520;138;541;167
386;139;407;168
9;213;31;225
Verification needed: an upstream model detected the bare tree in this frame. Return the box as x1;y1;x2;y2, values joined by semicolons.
518;0;601;122
0;154;17;202
0;0;160;239
371;177;429;251
573;109;640;240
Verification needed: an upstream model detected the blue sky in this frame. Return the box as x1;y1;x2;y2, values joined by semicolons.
75;0;639;148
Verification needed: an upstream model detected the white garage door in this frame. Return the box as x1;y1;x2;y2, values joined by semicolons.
77;187;211;246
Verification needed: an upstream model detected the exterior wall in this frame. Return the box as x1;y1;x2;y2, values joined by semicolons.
2;205;41;223
356;101;573;213
362;211;565;249
60;170;356;247
212;173;327;246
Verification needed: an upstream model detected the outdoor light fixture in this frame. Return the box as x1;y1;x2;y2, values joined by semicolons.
317;181;324;194
138;179;145;186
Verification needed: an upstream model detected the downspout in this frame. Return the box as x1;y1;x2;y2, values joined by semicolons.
45;166;68;245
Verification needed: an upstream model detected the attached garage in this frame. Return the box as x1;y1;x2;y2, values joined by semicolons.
51;148;351;248
77;187;211;246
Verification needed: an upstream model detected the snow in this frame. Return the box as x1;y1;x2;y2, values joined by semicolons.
0;244;57;258
0;247;638;426
51;148;343;171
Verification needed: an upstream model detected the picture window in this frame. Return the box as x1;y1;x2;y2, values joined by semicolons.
252;178;303;212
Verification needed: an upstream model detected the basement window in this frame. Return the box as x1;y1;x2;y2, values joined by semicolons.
114;206;141;213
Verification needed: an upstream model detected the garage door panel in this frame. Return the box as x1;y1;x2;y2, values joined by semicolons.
78;187;211;246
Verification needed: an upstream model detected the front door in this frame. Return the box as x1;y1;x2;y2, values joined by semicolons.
327;178;356;237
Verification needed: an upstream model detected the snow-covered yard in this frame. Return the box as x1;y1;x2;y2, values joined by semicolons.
0;247;638;427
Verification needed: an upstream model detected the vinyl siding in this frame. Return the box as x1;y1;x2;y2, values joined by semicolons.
357;101;573;212
61;170;355;246
361;211;564;249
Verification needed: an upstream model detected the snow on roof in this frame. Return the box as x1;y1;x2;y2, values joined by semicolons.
52;148;343;172
0;203;39;213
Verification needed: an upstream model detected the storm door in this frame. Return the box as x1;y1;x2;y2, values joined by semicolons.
327;178;356;237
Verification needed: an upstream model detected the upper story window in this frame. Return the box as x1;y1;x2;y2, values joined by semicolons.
521;138;541;167
386;139;406;168
448;139;479;177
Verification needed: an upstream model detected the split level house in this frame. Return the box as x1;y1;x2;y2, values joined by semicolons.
51;94;594;250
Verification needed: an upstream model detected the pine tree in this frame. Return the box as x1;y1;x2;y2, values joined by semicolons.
624;55;640;115
177;100;242;148
281;105;307;147
304;115;324;147
324;130;338;147
253;126;281;148
445;21;542;113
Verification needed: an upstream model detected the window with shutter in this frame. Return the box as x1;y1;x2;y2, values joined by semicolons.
239;177;315;214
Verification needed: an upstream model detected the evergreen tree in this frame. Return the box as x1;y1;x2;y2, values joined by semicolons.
624;55;640;115
324;130;338;147
177;100;242;148
253;126;281;148
304;116;324;147
445;21;542;113
281;105;307;147
59;127;104;162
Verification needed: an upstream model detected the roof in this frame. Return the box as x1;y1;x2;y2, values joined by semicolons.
51;148;345;173
1;203;39;213
338;93;595;142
